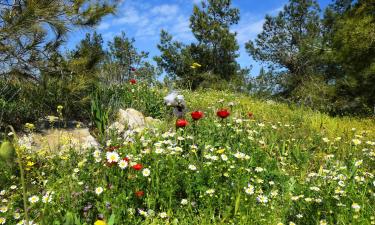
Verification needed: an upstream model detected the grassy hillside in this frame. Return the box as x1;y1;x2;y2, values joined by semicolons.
1;88;374;225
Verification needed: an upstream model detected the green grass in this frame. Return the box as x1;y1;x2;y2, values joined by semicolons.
1;88;374;225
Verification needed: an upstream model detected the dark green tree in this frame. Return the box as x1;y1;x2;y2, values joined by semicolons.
104;32;159;84
190;0;240;80
0;0;116;80
155;0;245;89
245;0;322;96
322;0;375;114
69;32;106;75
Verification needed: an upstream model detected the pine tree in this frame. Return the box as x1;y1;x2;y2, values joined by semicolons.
0;0;115;80
246;0;322;96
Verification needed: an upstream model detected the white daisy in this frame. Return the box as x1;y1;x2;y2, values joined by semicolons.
142;168;151;177
106;151;120;163
95;187;104;195
188;165;197;171
28;195;39;203
118;160;128;169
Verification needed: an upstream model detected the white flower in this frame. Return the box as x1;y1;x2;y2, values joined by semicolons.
95;187;104;195
256;195;268;204
142;168;151;177
106;151;120;163
118;160;128;169
42;192;53;203
0;190;5;196
205;189;215;196
352;139;361;145
10;185;17;190
255;167;264;172
244;185;254;195
138;209;148;217
322;137;330;143
181;199;188;205
221;154;228;161
354;160;363;167
13;212;21;219
352;203;360;212
188;165;197;171
310;186;320;192
159;212;168;218
0;206;7;213
28;195;39;203
93;150;101;158
0;217;5;225
155;148;164;154
320;220;327;225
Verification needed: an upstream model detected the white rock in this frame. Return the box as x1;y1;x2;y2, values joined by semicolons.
118;108;146;129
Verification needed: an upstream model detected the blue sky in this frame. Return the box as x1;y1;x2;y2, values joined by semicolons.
66;0;331;76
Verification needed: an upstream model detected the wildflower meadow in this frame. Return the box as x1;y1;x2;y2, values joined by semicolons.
1;84;375;225
1;0;375;224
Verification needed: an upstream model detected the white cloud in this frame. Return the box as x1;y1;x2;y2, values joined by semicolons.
234;18;264;44
103;1;193;42
150;4;179;16
97;22;110;30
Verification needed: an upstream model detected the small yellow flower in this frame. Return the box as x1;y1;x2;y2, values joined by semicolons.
25;123;35;130
192;62;202;67
27;161;35;167
216;148;225;154
94;220;107;225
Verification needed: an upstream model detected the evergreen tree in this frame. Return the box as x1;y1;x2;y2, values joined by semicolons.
323;0;375;114
106;32;153;84
245;0;322;96
69;32;106;75
0;0;115;80
190;0;240;80
155;0;244;89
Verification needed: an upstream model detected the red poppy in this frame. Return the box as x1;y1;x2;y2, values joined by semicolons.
217;109;230;119
248;112;254;118
135;190;144;198
130;79;137;84
132;163;142;171
176;119;188;128
191;111;204;120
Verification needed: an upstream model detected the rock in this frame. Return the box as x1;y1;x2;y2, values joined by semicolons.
31;128;99;153
109;108;161;133
118;108;146;130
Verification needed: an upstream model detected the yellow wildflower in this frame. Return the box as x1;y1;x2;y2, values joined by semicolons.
27;161;35;167
94;220;107;225
216;148;225;154
192;62;202;67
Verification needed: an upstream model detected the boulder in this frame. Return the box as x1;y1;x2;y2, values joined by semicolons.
31;128;99;153
108;108;161;133
118;108;146;130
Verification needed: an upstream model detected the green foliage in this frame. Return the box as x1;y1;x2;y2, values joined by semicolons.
246;0;375;115
155;0;246;90
68;32;106;75
91;92;109;140
246;0;322;96
0;0;115;79
1;90;374;224
103;32;159;85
